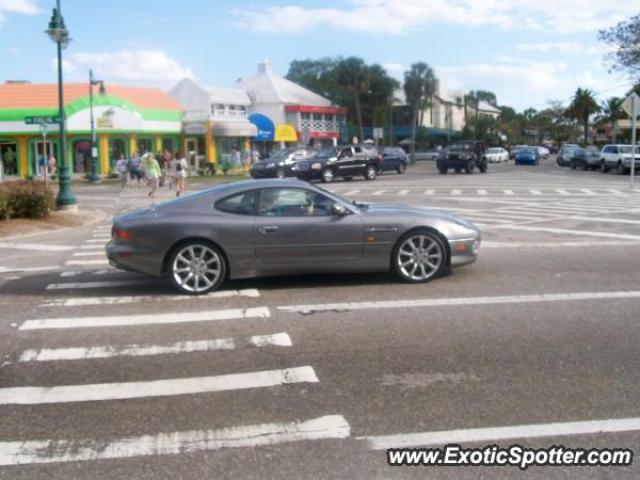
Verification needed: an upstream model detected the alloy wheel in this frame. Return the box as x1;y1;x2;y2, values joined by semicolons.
171;244;223;294
396;233;444;282
365;165;377;180
322;168;334;183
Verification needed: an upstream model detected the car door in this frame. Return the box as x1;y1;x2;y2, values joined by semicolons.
333;147;356;176
254;187;364;266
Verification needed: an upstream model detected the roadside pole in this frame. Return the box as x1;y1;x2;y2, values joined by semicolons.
631;95;637;190
40;123;48;188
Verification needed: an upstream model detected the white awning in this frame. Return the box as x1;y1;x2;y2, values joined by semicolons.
211;121;258;137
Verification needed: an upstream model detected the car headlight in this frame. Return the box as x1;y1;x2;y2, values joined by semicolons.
311;162;322;170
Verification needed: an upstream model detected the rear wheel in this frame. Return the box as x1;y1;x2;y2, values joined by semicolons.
276;169;285;179
464;160;474;174
571;161;576;170
321;167;334;183
438;167;447;174
479;161;487;173
393;230;447;283
169;242;226;295
617;161;626;175
364;164;377;180
601;160;609;173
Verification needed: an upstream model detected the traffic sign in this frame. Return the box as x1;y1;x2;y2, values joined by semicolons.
24;115;61;125
622;93;639;118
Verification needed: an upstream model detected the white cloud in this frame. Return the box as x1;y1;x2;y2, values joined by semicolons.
0;0;41;27
382;63;407;76
233;0;636;34
59;49;194;88
514;42;613;56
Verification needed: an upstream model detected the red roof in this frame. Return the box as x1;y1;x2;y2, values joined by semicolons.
0;83;182;110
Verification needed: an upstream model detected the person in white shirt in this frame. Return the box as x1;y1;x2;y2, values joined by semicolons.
173;151;188;196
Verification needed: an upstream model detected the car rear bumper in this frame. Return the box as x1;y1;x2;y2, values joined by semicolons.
106;241;163;276
448;238;480;267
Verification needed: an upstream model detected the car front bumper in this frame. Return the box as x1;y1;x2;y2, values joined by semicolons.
448;238;480;267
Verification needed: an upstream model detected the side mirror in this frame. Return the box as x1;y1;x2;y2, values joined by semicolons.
331;204;348;216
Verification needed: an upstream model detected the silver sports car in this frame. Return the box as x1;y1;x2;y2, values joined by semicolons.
106;179;480;294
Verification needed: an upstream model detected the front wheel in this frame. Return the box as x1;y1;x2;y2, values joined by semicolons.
364;164;377;180
617;161;626;175
276;169;286;179
397;162;406;174
321;167;334;183
169;242;226;295
393;230;447;283
571;161;576;170
479;161;487;173
438;167;447;174
464;160;474;174
601;160;609;173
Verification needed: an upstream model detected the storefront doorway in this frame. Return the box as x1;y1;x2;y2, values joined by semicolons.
109;138;127;170
217;138;244;166
72;139;91;174
0;140;18;176
185;137;205;172
30;139;59;177
137;137;153;155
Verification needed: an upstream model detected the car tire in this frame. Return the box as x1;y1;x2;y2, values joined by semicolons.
276;169;285;179
321;167;334;183
438;167;447;174
601;160;609;173
582;162;588;171
168;241;226;295
617;161;626;175
364;164;377;180
397;162;406;174
392;229;447;284
479;161;487;173
454;167;461;173
571;161;576;170
464;161;474;174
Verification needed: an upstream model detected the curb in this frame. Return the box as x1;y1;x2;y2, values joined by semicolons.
0;208;111;242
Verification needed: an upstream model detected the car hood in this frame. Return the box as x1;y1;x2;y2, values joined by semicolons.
359;202;477;229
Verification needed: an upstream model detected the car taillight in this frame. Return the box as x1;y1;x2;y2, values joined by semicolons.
113;227;133;241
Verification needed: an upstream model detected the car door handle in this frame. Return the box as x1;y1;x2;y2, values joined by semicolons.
259;226;279;234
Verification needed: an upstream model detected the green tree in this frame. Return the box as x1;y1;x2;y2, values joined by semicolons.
462;115;500;144
598;13;640;79
464;91;479;121
333;57;371;142
285;58;339;100
362;64;399;130
567;88;600;144
403;62;436;158
599;97;625;143
475;90;498;107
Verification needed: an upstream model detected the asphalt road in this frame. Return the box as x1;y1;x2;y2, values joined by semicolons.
1;157;640;479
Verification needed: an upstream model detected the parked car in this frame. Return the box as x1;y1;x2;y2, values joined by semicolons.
291;144;381;183
250;147;316;179
437;141;487;174
515;147;540;165
411;149;443;162
536;146;550;159
379;146;409;174
557;144;584;167
484;147;509;163
573;146;600;170
600;144;640;174
510;145;528;160
106;179;481;294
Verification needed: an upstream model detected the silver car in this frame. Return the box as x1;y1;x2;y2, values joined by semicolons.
106;179;480;294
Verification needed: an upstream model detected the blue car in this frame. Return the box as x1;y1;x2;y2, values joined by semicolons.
515;147;540;165
378;146;409;174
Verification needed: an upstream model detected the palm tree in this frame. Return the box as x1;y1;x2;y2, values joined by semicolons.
600;97;624;143
403;62;436;159
333;57;370;142
464;91;479;122
567;88;601;144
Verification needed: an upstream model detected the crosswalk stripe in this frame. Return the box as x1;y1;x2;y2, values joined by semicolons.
18;332;291;362
65;259;109;266
503;189;514;195
20;307;271;330
606;189;626;195
424;189;434;195
477;189;487;195
568;216;640;226
85;239;108;244
344;189;360;196
492;225;640;240
72;251;104;257
47;280;146;290
0;243;73;252
0;366;318;405
556;189;571;195
451;189;461;195
0;415;350;466
40;288;261;307
529;189;543;195
372;190;386;195
398;189;409;196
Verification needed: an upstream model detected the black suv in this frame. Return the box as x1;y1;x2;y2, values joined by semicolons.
291;144;382;183
250;147;316;179
437;141;487;174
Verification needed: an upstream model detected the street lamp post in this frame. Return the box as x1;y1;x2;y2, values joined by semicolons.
46;0;76;210
89;69;105;183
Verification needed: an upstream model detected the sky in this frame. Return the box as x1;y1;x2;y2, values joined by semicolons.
0;0;637;111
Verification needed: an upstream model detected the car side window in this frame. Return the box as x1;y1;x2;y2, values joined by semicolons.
258;188;335;217
339;148;352;158
215;191;257;215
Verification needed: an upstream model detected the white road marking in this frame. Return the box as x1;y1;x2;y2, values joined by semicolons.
84;239;108;244
20;307;271;330
606;189;626;195
579;189;596;195
477;189;487;195
65;259;109;266
278;290;640;314
19;332;291;362
0;415;350;466
40;288;261;307
556;189;571;195
72;251;104;257
372;190;386;196
529;189;543;195
451;189;462;195
344;189;360;196
0;243;72;252
424;189;434;195
79;245;105;250
0;366;317;405
491;225;640;240
362;417;640;449
0;266;59;273
569;216;640;226
503;189;514;196
482;240;640;248
398;189;409;196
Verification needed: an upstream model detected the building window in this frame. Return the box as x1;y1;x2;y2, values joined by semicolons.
211;104;226;116
301;112;311;120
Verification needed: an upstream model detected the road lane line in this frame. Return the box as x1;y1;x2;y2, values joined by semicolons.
278;291;640;314
72;252;104;257
503;189;514;195
362;417;640;449
40;288;261;306
20;307;270;330
372;190;387;196
0;415;350;466
491;225;640;240
0;243;73;252
344;189;360;196
0;366;317;405
529;189;543;195
19;332;291;362
477;189;487;195
424;189;434;195
568;216;640;225
65;259;109;266
398;190;409;196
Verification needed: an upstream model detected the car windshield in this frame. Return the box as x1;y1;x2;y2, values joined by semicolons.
524;148;537;154
486;148;501;153
451;143;474;150
263;148;295;161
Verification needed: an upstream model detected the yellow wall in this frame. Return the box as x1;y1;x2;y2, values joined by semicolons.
206;123;216;164
99;134;109;174
17;136;28;177
155;136;162;153
129;135;137;156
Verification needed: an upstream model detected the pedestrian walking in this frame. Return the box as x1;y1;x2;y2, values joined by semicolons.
252;148;260;165
128;152;142;186
47;154;57;177
115;154;128;188
142;152;161;198
173;151;188;197
232;148;241;167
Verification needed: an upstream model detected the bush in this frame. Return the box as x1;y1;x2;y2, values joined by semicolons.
220;163;232;175
0;181;54;220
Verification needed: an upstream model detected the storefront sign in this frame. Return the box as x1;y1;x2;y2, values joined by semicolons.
249;113;274;141
183;122;208;135
96;109;114;129
274;124;298;142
